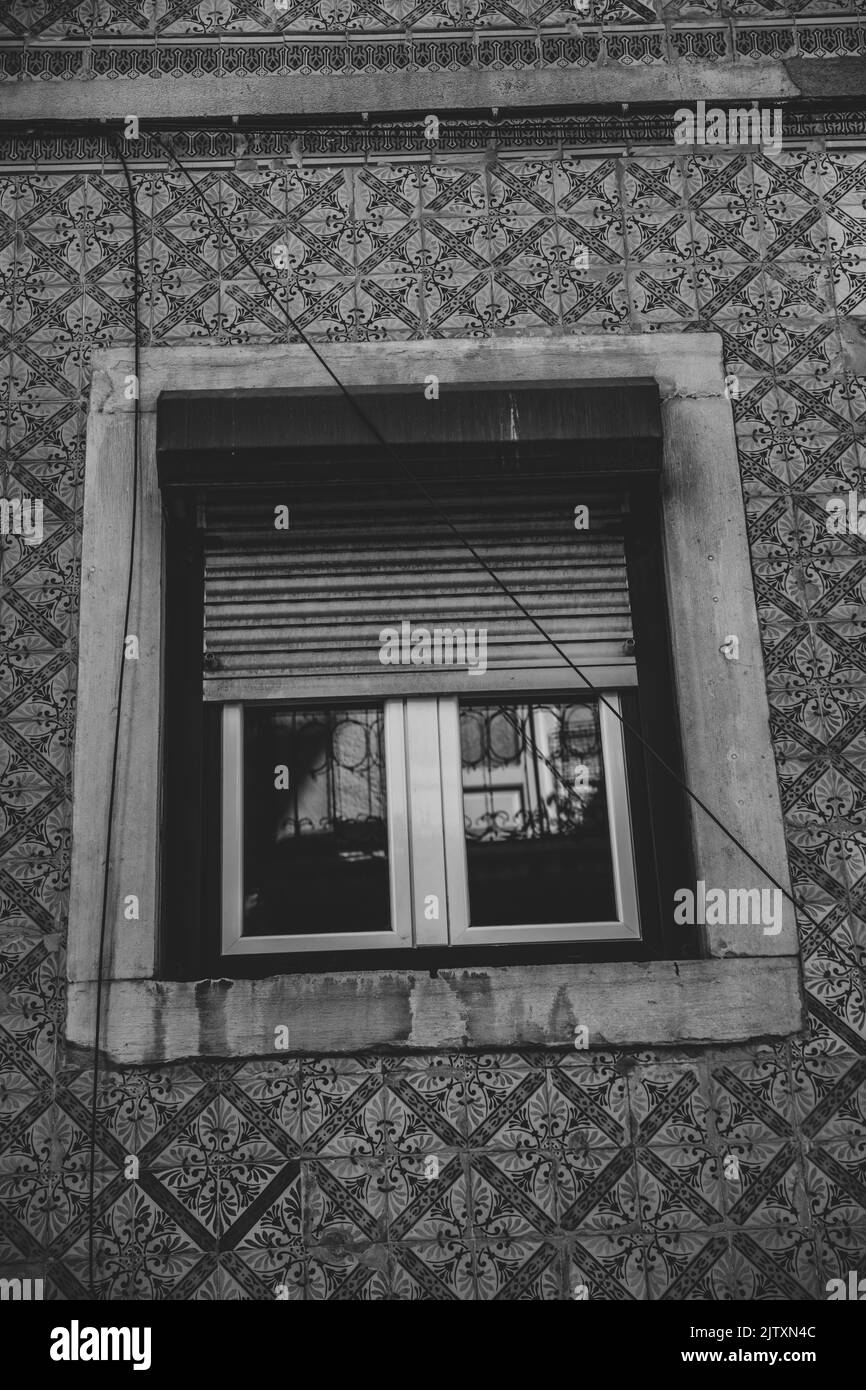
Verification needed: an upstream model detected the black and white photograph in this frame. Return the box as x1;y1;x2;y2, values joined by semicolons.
0;0;864;1354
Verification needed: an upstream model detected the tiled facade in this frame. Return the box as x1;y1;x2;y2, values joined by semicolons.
0;0;865;1299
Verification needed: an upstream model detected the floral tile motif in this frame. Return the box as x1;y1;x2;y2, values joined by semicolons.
0;132;866;1294
387;1150;471;1239
803;948;866;1052
626;1062;712;1145
223;1060;302;1150
62;1184;209;1300
635;1146;726;1232
555;1146;641;1232
221;1168;304;1287
643;1231;730;1300
463;1062;549;1150
389;1239;474;1300
546;1062;629;1148
149;1094;292;1238
718;1140;807;1227
816;1221;866;1291
0;1102;117;1251
568;1231;647;1300
803;1136;866;1225
728;1227;822;1301
473;1238;561;1300
792;1053;866;1138
65;1063;214;1155
710;1049;797;1146
469;1149;557;1240
384;1061;468;1150
0;934;63;1071
300;1060;388;1156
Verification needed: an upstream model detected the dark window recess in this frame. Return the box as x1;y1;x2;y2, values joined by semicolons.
459;700;616;926
158;396;694;979
242;705;390;936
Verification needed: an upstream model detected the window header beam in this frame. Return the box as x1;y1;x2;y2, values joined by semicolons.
156;384;662;486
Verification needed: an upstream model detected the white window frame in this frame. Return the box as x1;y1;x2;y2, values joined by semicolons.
220;701;412;955
221;692;640;954
441;693;639;946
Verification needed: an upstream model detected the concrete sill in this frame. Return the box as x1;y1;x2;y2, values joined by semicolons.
67;956;804;1064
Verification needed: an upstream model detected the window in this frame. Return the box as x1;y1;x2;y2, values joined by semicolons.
68;337;802;1061
164;464;688;973
220;692;639;955
454;697;637;942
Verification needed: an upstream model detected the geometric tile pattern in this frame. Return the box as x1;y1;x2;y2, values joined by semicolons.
0;1049;860;1298
2;7;866;80
3;24;866;78
2;0;864;41
1;133;866;1294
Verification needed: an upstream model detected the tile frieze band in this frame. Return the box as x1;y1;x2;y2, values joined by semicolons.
2;106;865;166
1;22;866;82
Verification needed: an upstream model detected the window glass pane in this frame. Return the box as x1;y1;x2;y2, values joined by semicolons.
242;705;389;935
459;700;617;926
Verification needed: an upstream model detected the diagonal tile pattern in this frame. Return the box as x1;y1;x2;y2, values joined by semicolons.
0;133;865;1296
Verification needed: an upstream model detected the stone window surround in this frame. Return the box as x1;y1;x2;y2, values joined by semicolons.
67;334;804;1065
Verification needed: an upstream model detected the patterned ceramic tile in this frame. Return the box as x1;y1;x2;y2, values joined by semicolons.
65;1063;215;1155
470;1148;557;1239
0;121;866;1294
727;1227;822;1300
473;1238;561;1300
61;1183;211;1299
626;1062;712;1145
388;1238;474;1299
555;1145;641;1231
636;1145;726;1231
147;1089;296;1240
569;1230;647;1299
464;1061;549;1150
816;1220;866;1292
644;1231;731;1299
300;1058;388;1155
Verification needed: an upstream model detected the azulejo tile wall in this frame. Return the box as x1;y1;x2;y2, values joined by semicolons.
0;126;865;1298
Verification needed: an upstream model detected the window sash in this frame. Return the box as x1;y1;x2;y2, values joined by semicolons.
220;690;639;955
220;701;412;955
442;693;641;945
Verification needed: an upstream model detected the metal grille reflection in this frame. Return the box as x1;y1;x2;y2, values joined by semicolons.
459;700;616;926
242;705;389;936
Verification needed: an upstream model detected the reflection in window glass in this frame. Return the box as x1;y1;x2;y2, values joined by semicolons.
459;701;616;926
242;706;389;935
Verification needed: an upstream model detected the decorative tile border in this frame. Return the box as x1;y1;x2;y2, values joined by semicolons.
2;106;866;171
1;19;865;81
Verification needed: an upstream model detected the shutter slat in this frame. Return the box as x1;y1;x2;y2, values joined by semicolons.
203;481;635;697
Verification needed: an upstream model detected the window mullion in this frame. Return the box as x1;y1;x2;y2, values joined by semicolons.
220;703;244;955
599;693;641;935
403;698;450;946
437;697;470;945
383;700;414;946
